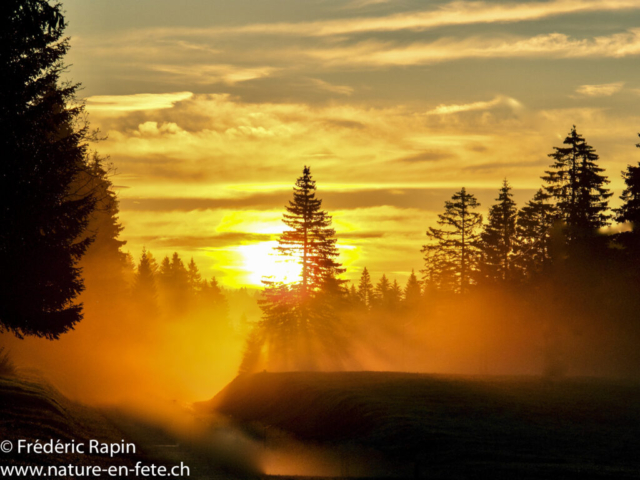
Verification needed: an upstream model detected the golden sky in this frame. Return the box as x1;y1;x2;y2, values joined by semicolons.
63;0;640;287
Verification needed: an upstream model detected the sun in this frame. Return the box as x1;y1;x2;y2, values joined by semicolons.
236;241;302;286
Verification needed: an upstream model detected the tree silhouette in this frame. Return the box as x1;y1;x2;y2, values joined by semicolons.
542;126;611;236
158;252;190;314
480;180;517;283
374;274;392;309
202;276;229;324
187;258;203;296
77;153;129;307
514;189;557;278
422;188;482;294
247;167;348;371
0;0;97;338
277;166;344;297
614;141;640;232
404;270;422;307
357;267;374;308
132;248;158;316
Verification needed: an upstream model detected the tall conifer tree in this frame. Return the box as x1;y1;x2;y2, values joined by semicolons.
422;188;483;294
480;180;518;282
542;126;611;234
614;140;640;232
0;0;97;338
514;189;557;278
357;267;374;308
277;166;344;296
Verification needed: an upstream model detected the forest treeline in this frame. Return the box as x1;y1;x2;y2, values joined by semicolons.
241;128;640;378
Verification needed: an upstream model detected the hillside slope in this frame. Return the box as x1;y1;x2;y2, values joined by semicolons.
204;371;640;478
0;372;146;470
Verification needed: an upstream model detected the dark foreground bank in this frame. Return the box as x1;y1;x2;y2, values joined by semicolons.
202;371;640;479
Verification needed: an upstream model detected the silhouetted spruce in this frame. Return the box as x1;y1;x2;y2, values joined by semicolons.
132;248;159;316
514;189;557;278
614;138;640;232
0;0;97;338
422;188;483;294
277;166;345;297
76;152;130;307
479;180;518;283
404;270;422;307
542;126;612;236
357;267;374;308
251;167;347;371
373;274;392;309
187;258;203;296
201;277;229;324
158;252;190;314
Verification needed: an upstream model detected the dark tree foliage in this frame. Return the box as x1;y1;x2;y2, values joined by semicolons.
132;248;158;316
614;139;640;231
373;274;392;309
542;126;611;235
480;180;517;283
201;276;229;323
76;153;129;305
277;166;344;296
422;188;483;294
187;258;203;296
514;189;557;278
245;167;348;371
158;252;190;313
404;270;422;307
357;267;374;308
0;0;96;338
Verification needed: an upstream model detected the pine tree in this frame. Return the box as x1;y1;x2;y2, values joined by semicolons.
514;189;556;278
480;180;518;282
202;276;229;323
0;0;98;338
404;270;422;307
373;274;391;308
77;153;129;306
542;126;611;235
132;248;158;316
389;279;403;307
614;141;640;231
158;252;190;313
422;188;483;294
255;167;347;370
276;166;344;297
357;267;374;308
187;258;203;296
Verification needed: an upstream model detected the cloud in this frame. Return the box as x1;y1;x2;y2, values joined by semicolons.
85;92;193;112
575;82;625;97
343;0;396;8
181;0;640;38
308;78;354;96
426;96;522;115
148;64;278;85
306;30;640;67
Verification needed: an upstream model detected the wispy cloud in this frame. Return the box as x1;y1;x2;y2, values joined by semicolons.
148;64;278;85
305;30;640;66
426;96;522;115
85;92;193;112
575;82;625;97
308;78;354;95
179;0;640;37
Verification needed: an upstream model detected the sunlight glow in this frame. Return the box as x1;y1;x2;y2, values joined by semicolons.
236;241;302;285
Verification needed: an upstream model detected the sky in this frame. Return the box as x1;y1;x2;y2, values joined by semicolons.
61;0;640;288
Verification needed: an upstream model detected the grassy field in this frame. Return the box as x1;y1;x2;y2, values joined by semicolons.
203;371;640;479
